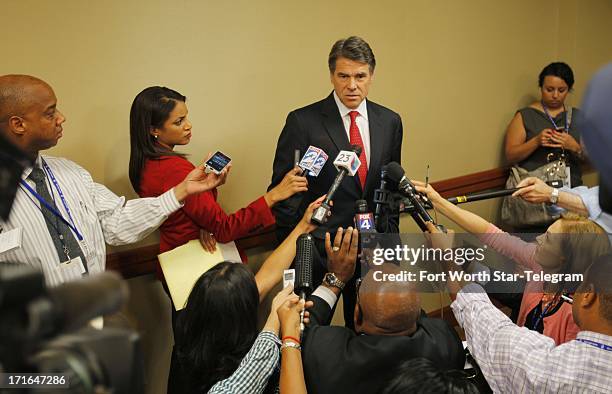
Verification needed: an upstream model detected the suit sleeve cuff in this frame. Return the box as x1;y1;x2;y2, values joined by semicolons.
312;285;338;309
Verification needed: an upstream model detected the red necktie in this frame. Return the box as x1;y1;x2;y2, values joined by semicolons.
348;110;368;187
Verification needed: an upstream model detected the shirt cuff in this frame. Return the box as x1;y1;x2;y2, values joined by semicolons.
312;285;338;309
259;330;282;346
451;283;489;327
160;188;184;215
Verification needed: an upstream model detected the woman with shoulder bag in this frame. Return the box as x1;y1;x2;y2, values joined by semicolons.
503;62;585;232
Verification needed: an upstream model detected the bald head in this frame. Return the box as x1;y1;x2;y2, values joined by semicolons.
0;75;64;155
355;265;421;336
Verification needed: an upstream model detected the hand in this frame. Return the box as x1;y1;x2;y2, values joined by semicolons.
411;180;443;204
299;195;328;232
513;177;553;203
424;222;455;250
549;130;581;153
263;285;299;335
265;167;308;207
538;128;560;148
199;230;217;253
325;227;358;283
173;155;230;202
277;298;314;338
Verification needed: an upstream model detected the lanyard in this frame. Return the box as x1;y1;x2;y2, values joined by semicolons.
20;160;84;241
530;292;562;330
541;101;569;131
576;339;612;352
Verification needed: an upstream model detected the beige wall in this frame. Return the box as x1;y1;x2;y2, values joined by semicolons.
3;1;611;392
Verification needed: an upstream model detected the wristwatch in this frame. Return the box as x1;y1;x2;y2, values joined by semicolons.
323;272;346;290
550;187;560;205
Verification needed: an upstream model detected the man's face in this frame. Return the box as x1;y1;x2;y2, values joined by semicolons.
330;57;373;109
21;84;65;151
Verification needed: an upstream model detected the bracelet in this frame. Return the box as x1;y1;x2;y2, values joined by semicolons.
281;341;301;351
281;335;301;344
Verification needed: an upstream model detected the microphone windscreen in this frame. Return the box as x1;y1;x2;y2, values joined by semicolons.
355;199;369;213
385;162;405;184
294;233;314;295
49;271;129;332
350;144;363;156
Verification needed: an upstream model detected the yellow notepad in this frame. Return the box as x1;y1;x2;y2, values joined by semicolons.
158;240;241;310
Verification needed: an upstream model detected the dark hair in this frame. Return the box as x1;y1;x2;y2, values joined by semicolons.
381;358;480;394
128;86;186;193
579;254;612;323
328;36;376;73
175;262;259;393
538;62;575;90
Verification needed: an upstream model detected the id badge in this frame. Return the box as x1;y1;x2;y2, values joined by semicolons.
0;227;22;254
60;256;86;281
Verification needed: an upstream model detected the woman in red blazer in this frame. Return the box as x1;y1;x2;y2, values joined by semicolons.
128;86;307;279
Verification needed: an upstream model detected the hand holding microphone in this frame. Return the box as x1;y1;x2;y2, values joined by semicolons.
265;166;308;207
294;233;314;337
311;145;362;225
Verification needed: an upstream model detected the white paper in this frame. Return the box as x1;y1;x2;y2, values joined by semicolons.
159;240;241;310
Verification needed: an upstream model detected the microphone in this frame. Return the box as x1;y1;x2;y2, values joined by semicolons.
385;162;443;232
354;200;375;233
374;166;390;231
298;146;329;177
48;271;129;333
447;188;521;205
311;145;362;224
294;233;314;337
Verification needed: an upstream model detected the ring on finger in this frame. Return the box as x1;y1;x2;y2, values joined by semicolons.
332;246;340;252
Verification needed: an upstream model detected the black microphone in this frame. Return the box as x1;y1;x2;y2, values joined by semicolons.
447;188;521;205
374;166;389;230
386;162;444;232
294;233;314;337
311;145;363;224
48;271;129;333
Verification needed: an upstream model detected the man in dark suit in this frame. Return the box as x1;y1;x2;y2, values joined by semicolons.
269;36;403;327
302;234;465;394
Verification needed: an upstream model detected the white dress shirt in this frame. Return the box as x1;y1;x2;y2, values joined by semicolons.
0;155;182;286
333;91;371;167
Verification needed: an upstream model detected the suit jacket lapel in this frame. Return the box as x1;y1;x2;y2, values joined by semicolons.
321;93;351;153
365;100;384;194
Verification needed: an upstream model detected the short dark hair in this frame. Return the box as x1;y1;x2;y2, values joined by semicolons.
328;36;376;73
175;262;260;393
128;86;186;193
382;358;480;394
538;62;575;90
579;254;612;323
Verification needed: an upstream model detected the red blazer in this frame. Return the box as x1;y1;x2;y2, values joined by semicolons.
138;156;276;277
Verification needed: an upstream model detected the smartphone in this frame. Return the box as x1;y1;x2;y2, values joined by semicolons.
205;151;231;174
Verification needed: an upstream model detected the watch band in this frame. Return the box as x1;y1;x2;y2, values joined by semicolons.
550;187;560;204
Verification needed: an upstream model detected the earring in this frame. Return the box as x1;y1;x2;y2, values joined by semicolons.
154;135;158;139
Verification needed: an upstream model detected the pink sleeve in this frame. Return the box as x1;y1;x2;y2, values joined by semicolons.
477;224;540;271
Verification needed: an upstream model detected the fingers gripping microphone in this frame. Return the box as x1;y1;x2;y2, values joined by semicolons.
295;234;314;337
311;145;362;225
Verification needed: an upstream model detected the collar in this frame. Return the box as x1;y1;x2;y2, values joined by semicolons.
22;155;44;181
576;330;612;345
333;91;369;121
